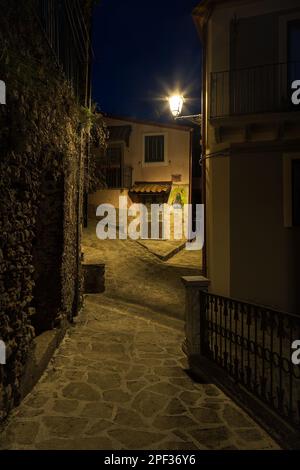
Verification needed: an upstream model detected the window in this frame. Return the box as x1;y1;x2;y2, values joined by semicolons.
144;135;165;163
292;160;300;226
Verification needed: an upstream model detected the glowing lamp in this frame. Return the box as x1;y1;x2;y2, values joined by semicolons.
168;95;184;117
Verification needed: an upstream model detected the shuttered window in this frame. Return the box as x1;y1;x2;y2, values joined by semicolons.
144;135;165;163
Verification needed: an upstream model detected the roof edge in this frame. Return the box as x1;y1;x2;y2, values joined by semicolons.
103;113;193;132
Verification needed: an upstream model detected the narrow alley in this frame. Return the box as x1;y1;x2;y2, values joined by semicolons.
2;0;299;455
0;295;279;450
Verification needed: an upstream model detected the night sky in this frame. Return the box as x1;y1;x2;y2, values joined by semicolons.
92;0;202;123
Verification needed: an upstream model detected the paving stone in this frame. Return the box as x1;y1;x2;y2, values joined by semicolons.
81;402;114;419
64;370;87;381
103;390;131;403
153;414;198;430
203;385;222;397
52;400;79;413
114;408;146;428
87;372;121;390
154;367;184;377
163;359;179;366
85;420;114;435
145;375;161;383
62;382;100;401
25;393;50;409
190;426;232;449
145;382;180;396
15;407;44;418
236;428;265;442
4;421;40;445
191;407;222;424
164;398;188;416
42;416;88;438
126;366;146;380
169;377;198;391
91;342;125;355
155;441;199;450
109;428;165;449
203;400;223;410
36;436;116;450
179;390;202;406
223;405;254;428
133;391;169;418
136;343;165;353
126;380;148;393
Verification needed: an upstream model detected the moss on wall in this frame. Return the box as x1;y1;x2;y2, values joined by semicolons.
0;0;90;420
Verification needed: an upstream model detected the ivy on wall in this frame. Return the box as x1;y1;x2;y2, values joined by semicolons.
0;0;106;420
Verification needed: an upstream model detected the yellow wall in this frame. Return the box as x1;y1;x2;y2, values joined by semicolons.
201;0;300;313
105;117;191;185
230;151;300;313
206;154;230;296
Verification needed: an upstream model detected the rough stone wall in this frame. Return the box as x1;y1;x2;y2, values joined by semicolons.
0;0;86;420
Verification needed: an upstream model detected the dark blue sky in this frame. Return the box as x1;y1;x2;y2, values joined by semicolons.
92;0;202;122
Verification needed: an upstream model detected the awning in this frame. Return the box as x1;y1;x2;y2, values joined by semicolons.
130;182;171;193
107;125;132;147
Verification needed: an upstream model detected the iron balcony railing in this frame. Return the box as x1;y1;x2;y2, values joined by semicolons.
35;0;92;105
200;292;300;431
210;61;300;118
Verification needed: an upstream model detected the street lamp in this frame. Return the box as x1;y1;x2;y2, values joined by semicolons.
169;95;184;118
168;94;201;124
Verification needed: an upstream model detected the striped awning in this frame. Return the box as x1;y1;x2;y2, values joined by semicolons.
130;182;171;193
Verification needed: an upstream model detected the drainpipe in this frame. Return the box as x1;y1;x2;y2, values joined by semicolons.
199;4;214;278
189;128;193;206
201;22;208;277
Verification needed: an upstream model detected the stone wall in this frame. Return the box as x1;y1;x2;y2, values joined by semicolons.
0;0;87;420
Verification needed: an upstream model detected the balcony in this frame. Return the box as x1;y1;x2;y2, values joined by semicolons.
210;61;300;119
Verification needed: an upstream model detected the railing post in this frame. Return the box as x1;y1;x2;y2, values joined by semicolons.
181;276;210;357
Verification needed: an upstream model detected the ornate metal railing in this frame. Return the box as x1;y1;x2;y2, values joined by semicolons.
200;292;300;430
35;0;91;105
210;61;300;118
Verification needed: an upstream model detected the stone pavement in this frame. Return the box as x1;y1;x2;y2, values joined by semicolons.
165;248;202;269
136;239;185;260
82;221;202;321
0;296;279;450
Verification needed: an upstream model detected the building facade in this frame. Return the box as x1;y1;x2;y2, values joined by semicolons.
89;115;192;236
194;0;300;313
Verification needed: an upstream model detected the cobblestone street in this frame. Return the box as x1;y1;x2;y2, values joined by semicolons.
82;221;202;320
0;297;279;450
